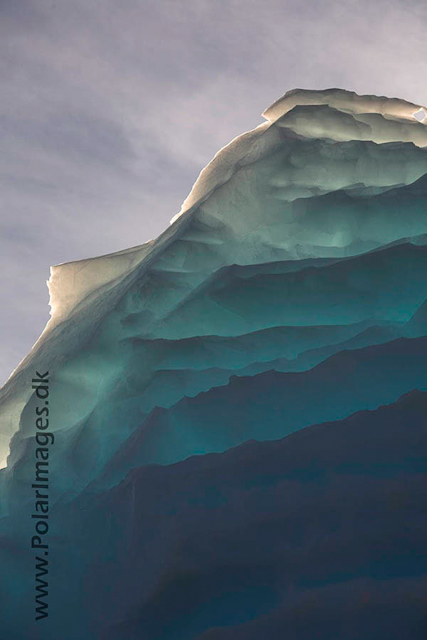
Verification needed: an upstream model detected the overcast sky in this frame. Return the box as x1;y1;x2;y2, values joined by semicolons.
1;0;426;384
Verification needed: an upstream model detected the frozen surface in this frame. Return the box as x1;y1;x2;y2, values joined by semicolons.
1;88;427;639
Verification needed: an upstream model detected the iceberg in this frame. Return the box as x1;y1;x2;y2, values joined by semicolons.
1;88;427;639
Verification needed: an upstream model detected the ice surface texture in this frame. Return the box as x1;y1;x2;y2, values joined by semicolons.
1;88;427;639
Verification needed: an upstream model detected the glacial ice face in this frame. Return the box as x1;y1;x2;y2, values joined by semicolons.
1;87;427;639
1;88;427;485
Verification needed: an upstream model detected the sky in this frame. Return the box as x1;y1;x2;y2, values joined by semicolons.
1;0;426;385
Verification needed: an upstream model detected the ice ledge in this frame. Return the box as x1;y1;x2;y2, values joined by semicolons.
262;87;427;124
47;242;153;322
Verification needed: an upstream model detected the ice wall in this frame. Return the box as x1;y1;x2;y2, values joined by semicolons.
1;88;427;640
